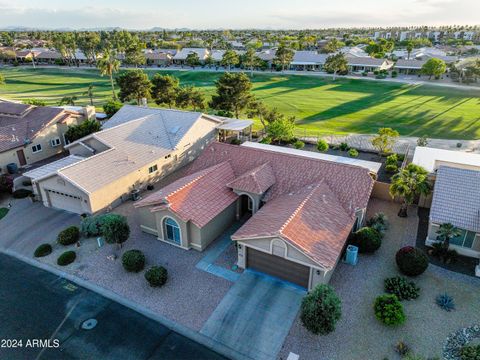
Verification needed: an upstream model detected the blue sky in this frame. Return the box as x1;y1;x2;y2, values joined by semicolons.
1;0;478;29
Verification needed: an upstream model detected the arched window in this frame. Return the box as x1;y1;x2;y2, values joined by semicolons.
164;217;181;245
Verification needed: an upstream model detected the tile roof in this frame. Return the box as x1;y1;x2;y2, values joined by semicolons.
291;51;328;65
226;162;276;194
135;161;238;228
430;166;480;233
0;101;67;153
395;59;427;69
23;155;84;181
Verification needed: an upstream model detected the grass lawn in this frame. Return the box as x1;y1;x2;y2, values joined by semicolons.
1;67;479;139
0;207;9;220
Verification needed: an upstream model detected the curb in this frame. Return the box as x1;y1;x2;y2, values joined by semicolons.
1;249;254;360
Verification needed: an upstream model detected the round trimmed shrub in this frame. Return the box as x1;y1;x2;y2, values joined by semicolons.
12;188;32;199
348;148;359;157
145;266;168;287
317;139;329;152
122;249;145;272
293;140;305;149
384;276;420;301
300;284;341;335
351;227;382;253
57;251;76;266
34;243;52;257
396;246;429;276
57;226;80;246
374;294;405;326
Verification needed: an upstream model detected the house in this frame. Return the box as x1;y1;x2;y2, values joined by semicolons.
0;101;90;173
135;141;375;289
346;56;394;73
394;59;427;75
172;48;209;65
145;50;173;66
24;106;252;215
290;51;328;71
425;166;480;259
412;146;480;175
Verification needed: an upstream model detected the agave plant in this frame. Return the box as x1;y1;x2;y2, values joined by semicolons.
436;293;455;312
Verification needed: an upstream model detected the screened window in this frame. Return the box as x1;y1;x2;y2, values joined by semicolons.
164;218;181;245
32;144;42;153
148;164;158;173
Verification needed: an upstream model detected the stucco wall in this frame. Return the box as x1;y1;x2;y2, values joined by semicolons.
197;201;237;250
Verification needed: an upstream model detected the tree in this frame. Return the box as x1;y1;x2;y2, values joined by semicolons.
273;45;294;71
417;135;429;147
64;119;101;142
221;49;239;70
58;96;78;106
323;53;348;80
300;284;341;335
186;52;200;68
389;164;431;217
406;41;414;60
0;73;4;85
266;117;296;144
77;32;101;65
116;69;152;105
83;84;95;106
175;86;205;111
242;48;261;76
23;98;46;106
366;39;394;58
124;38;146;68
371;128;400;155
97;49;121;99
151;74;180;108
103;99;123;118
323;38;345;53
436;223;462;250
421;58;446;79
210;72;254;118
101;214;130;249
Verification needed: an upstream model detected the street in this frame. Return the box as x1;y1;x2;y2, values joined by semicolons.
0;253;228;360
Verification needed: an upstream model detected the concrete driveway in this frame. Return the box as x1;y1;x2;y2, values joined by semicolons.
0;199;80;256
200;270;305;360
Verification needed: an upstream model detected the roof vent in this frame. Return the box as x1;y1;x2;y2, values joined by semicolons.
169;126;180;135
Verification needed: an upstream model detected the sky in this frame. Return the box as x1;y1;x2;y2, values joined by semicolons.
0;0;479;30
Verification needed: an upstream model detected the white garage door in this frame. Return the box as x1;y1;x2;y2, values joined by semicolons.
47;189;83;214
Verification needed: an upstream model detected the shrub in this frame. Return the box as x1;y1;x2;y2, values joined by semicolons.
396;246;429;276
230;138;242;145
101;214;130;248
81;214;108;237
395;341;410;356
351;227;382;253
260;137;272;144
348;148;359;157
366;212;389;234
339;142;349;151
122;250;145;272
317;139;329;152
57;226;80;246
384;277;420;301
386;153;398;166
57;251;76;266
34;243;52;257
374;294;405;326
460;345;480;360
145;266;168;287
12;188;32;198
385;164;398;173
391;71;398;78
103;99;123;118
436;293;455;312
300;284;341;335
294;140;305;149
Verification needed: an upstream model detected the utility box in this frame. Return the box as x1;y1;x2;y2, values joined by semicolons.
345;245;358;265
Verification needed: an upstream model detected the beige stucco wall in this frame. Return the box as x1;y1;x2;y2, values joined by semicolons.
197;201;237;250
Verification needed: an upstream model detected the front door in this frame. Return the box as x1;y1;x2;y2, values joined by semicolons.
16;149;27;166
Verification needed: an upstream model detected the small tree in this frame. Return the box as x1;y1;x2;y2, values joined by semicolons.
323;53;348;80
116;69;152;105
64;119;101;142
421;58;446;80
300;284;341;335
323;38;345;54
58;95;78;106
416;135;429;147
103;99;122;118
389;164;431;217
221;49;239;70
273;45;294;71
266;117;295;144
97;49;121;99
371;127;399;155
436;223;462;250
101;214;130;249
210;72;254;118
175;86;205;111
151;74;180;108
242;48;261;76
83;84;95;106
186;52;200;68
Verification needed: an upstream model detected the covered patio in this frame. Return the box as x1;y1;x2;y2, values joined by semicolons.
216;118;254;143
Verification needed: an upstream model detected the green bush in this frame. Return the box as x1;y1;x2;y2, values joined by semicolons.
57;251;76;266
34;243;52;257
339;142;349;151
101;214;130;247
300;284;341;335
122;250;145;272
396;246;429;276
145;266;168;287
460;344;480;360
384;276;420;301
351;227;382;253
81;214;108;237
317;139;329;152
12;189;32;199
366;212;388;234
57;226;80;246
386;153;398;164
103;99;123;118
374;294;405;326
293;140;305;149
348;148;359;157
385;164;398;173
260;137;272;144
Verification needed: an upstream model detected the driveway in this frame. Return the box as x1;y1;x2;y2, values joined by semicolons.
0;199;80;255
200;270;305;360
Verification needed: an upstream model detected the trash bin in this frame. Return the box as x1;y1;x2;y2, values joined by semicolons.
345;245;358;265
131;189;140;201
6;163;18;174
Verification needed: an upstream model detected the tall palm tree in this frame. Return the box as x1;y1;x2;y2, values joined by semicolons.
436;223;462;250
97;49;120;100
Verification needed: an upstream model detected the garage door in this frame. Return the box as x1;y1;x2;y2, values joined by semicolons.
47;190;83;214
246;247;310;288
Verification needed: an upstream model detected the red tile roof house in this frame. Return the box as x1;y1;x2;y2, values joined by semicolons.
135;142;375;290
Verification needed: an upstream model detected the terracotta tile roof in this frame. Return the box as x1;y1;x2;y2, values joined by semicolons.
135;161;238;228
226;162;276;194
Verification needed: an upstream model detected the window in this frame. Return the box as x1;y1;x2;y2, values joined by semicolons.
31;144;42;153
63;133;71;145
164;154;171;159
437;227;477;249
148;164;158;173
164;218;181;245
247;196;253;211
50;137;61;147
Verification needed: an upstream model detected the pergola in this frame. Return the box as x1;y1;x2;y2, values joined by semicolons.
217;118;254;142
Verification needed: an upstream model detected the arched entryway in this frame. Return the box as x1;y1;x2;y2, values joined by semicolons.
238;194;254;218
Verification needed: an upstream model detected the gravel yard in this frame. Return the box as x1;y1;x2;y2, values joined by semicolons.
279;199;480;360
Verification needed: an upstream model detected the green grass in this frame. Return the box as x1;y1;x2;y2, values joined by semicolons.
0;207;9;220
1;67;480;139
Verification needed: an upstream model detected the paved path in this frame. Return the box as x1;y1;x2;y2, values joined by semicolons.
200;270;305;360
0;253;228;360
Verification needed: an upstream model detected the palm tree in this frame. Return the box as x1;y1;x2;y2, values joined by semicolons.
97;49;120;100
389;164;431;217
436;223;462;250
83;84;95;106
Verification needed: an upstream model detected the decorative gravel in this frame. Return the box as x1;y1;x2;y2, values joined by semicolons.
444;325;480;359
278;199;480;360
213;242;244;273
